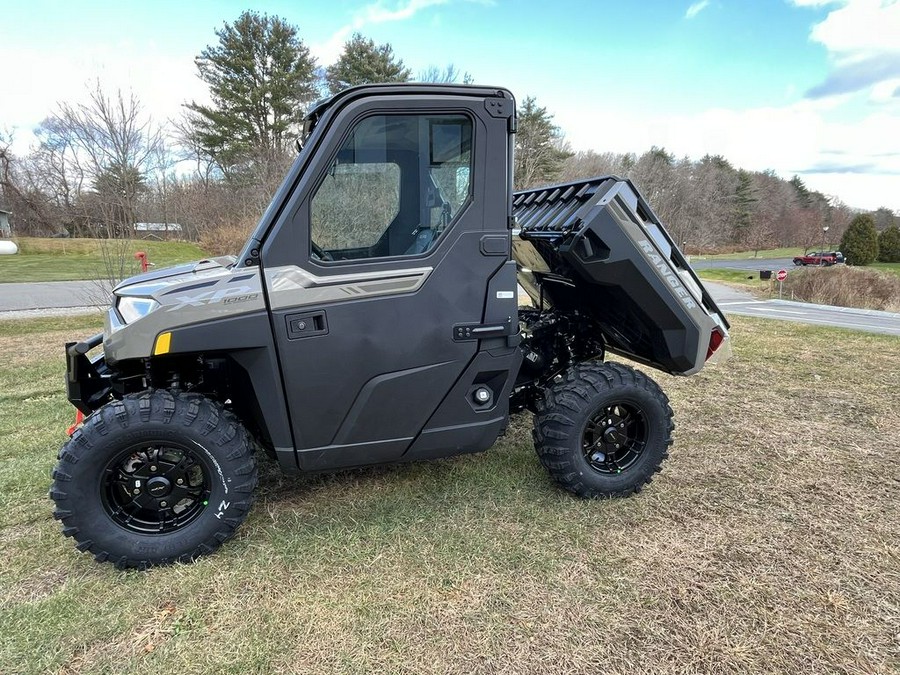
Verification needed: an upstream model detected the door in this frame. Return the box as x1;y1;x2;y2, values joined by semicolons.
260;91;520;471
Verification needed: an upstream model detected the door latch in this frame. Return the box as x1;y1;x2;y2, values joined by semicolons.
286;311;328;339
452;317;513;342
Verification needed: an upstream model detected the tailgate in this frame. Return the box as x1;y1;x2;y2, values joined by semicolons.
513;176;729;376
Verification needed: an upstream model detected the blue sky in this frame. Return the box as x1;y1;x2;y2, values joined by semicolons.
2;0;898;210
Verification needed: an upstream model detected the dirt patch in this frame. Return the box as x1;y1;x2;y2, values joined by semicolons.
57;601;181;674
2;568;70;606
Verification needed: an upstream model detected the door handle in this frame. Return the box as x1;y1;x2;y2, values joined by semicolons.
286;311;328;339
452;318;514;342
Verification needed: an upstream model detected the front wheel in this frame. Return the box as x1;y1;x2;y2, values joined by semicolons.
533;362;673;498
50;391;257;569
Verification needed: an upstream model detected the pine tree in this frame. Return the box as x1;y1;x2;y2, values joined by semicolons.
839;213;879;265
877;226;900;262
732;170;757;243
514;97;572;189
325;34;411;95
185;11;319;175
789;175;812;207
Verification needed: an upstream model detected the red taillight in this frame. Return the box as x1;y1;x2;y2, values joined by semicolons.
706;329;724;361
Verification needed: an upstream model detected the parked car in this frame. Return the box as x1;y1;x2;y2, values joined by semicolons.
793;251;844;266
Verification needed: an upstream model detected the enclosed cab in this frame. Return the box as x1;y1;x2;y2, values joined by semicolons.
53;84;729;569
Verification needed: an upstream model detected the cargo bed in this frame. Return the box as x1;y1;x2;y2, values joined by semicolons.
513;176;730;376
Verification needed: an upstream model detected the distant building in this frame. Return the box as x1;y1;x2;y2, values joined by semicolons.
0;210;11;238
133;222;183;240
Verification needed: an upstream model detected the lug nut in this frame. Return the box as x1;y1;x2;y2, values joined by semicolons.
133;489;140;495
160;501;167;507
176;478;183;485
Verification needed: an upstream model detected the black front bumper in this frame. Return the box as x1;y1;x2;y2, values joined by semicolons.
66;333;113;414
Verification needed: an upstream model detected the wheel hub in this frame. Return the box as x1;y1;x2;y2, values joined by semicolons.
582;403;649;475
147;476;172;498
102;443;211;534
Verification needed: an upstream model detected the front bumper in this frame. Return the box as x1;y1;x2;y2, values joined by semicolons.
65;333;114;414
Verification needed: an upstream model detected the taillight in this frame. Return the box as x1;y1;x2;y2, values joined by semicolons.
706;329;724;361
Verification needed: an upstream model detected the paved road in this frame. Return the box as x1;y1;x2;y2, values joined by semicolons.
704;281;900;337
0;280;110;311
3;278;899;337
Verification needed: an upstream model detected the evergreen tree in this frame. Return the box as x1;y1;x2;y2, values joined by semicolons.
839;213;879;265
732;170;757;243
877;225;900;262
514;97;572;189
185;11;319;175
326;34;411;95
789;175;812;207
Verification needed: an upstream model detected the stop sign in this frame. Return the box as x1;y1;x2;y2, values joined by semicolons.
776;269;788;282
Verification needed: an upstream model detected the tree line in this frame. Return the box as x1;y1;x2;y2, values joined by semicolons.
0;9;896;260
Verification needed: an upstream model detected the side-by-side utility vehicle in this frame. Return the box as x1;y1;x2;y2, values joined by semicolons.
52;84;730;568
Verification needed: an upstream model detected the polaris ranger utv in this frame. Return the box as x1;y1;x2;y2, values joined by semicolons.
52;84;730;568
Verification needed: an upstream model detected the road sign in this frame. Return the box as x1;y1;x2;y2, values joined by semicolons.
776;269;788;282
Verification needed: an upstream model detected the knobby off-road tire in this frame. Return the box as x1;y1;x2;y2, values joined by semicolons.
533;361;674;498
50;390;257;569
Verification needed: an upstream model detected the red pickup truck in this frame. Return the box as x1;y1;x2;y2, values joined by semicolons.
793;251;844;266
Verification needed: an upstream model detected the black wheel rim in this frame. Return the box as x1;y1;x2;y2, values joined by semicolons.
582;402;648;475
101;443;211;534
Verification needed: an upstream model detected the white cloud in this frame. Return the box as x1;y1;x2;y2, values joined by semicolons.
809;0;900;56
312;0;492;63
685;0;711;19
0;40;205;156
801;0;900;98
557;94;900;211
871;77;900;103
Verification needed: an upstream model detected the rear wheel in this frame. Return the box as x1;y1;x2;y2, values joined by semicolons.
50;390;257;569
533;362;673;498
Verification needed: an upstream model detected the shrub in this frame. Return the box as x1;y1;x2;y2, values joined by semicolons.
199;222;256;256
839;214;879;265
783;266;900;312
877;226;900;263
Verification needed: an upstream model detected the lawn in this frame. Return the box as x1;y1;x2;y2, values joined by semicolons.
1;314;899;673
696;247;805;260
0;238;207;283
871;262;900;278
695;268;764;287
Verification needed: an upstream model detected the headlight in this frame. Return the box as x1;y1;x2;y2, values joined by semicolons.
117;296;159;324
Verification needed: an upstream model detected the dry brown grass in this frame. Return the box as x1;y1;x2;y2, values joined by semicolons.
1;314;899;673
199;221;256;257
785;265;900;312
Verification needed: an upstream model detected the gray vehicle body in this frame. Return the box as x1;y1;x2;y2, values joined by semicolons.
66;83;729;476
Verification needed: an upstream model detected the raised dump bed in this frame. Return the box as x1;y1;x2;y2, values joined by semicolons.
513;176;730;376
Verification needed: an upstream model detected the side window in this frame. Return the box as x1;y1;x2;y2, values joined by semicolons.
310;114;473;262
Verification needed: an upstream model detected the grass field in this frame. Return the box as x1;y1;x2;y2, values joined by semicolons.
872;262;900;278
695;268;764;287
698;247;805;260
0;238;207;283
1;314;899;673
